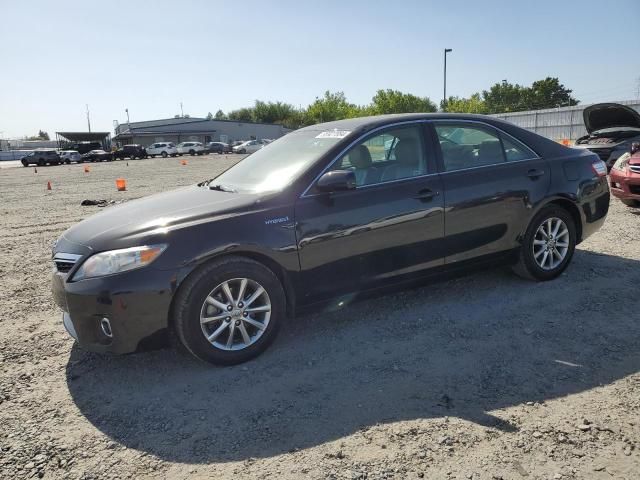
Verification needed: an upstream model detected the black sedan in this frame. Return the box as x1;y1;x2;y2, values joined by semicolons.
206;141;232;154
52;114;610;365
81;149;113;162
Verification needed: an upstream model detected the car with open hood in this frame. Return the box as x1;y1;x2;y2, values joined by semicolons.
52;113;610;366
575;103;640;169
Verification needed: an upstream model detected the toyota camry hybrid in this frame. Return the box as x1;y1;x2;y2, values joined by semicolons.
52;114;610;365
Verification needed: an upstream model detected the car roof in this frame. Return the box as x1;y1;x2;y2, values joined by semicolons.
297;113;571;159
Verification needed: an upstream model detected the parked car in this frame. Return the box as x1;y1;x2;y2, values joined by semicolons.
114;144;147;160
81;150;113;162
177;142;205;156
52;113;609;365
21;149;61;167
146;142;178;158
575;103;640;170
232;140;263;154
59;150;82;164
206;142;232;154
609;142;640;207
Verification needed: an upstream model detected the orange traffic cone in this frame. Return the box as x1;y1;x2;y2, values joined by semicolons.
84;165;90;173
181;159;188;166
47;181;52;191
116;178;126;191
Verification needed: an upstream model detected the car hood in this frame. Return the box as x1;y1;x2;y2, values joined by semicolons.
62;185;259;251
583;103;640;133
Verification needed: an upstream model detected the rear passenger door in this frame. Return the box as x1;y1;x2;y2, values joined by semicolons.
431;121;550;263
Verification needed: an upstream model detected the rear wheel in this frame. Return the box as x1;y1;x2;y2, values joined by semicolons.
173;256;285;365
161;151;168;158
21;159;28;167
38;159;45;166
512;205;576;281
620;199;640;208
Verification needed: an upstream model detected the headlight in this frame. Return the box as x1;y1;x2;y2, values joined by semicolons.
612;152;631;172
72;244;167;280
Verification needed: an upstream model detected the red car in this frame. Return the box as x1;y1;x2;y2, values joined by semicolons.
609;142;640;207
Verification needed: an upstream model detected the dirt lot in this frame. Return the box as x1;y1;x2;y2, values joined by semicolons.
0;157;638;480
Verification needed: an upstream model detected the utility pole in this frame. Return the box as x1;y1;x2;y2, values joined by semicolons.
443;48;452;111
180;102;184;117
86;104;91;132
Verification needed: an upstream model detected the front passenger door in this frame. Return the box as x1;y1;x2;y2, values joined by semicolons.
295;123;445;304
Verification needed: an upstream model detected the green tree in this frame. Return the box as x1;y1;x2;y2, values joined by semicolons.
214;109;227;120
441;93;487;113
227;107;254;122
370;89;437;114
305;91;357;124
482;80;529;113
252;100;299;125
524;77;579;109
206;112;213;120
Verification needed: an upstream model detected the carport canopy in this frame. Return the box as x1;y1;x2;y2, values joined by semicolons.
56;132;111;150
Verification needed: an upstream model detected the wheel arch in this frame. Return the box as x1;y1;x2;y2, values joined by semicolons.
168;250;296;332
526;196;584;244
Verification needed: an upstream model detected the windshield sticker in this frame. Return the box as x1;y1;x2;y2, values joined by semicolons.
315;129;351;139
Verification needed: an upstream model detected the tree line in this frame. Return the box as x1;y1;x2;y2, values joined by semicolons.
205;77;579;129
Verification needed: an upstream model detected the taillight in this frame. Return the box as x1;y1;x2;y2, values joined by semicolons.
591;159;607;177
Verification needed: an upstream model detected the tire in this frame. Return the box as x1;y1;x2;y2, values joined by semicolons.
512;205;577;281
173;256;286;365
620;199;640;208
161;151;168;158
65;160;71;165
21;159;28;167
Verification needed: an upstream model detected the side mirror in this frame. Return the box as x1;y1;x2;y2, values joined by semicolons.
316;170;356;192
631;142;640;154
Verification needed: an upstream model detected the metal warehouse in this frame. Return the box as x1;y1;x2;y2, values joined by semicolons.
113;117;291;147
492;99;640;143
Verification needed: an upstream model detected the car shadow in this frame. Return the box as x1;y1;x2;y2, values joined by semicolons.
65;250;640;463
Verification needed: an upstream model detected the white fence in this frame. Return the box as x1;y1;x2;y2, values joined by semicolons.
492;100;640;143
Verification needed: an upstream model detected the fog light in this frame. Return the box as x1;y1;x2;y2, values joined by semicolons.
100;317;113;338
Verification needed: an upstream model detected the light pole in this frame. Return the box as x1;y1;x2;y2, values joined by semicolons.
443;48;452;111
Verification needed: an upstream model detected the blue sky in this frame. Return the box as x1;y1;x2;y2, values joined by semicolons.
1;0;638;138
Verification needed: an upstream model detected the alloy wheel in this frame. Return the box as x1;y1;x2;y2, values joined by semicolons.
199;278;271;351
532;217;569;270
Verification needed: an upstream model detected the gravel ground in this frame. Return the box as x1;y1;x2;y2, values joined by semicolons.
0;156;638;480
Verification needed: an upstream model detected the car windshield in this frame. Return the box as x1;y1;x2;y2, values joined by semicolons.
210;129;347;193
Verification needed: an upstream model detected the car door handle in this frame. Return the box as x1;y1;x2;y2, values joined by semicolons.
414;189;440;201
526;169;545;179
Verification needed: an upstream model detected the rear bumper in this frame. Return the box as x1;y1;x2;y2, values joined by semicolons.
52;266;177;354
579;177;610;242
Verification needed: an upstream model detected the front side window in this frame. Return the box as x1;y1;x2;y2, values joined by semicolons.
331;124;427;186
435;123;505;171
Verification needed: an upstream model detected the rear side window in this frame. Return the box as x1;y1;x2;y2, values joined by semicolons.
435;123;505;172
501;135;537;161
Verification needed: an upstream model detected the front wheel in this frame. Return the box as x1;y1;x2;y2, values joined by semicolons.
512;205;577;281
173;256;285;365
21;159;28;167
161;151;168;158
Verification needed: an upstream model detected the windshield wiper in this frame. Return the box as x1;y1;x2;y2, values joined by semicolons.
208;183;236;193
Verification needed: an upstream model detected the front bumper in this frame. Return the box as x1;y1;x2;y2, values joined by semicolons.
52;265;177;354
609;169;640;201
